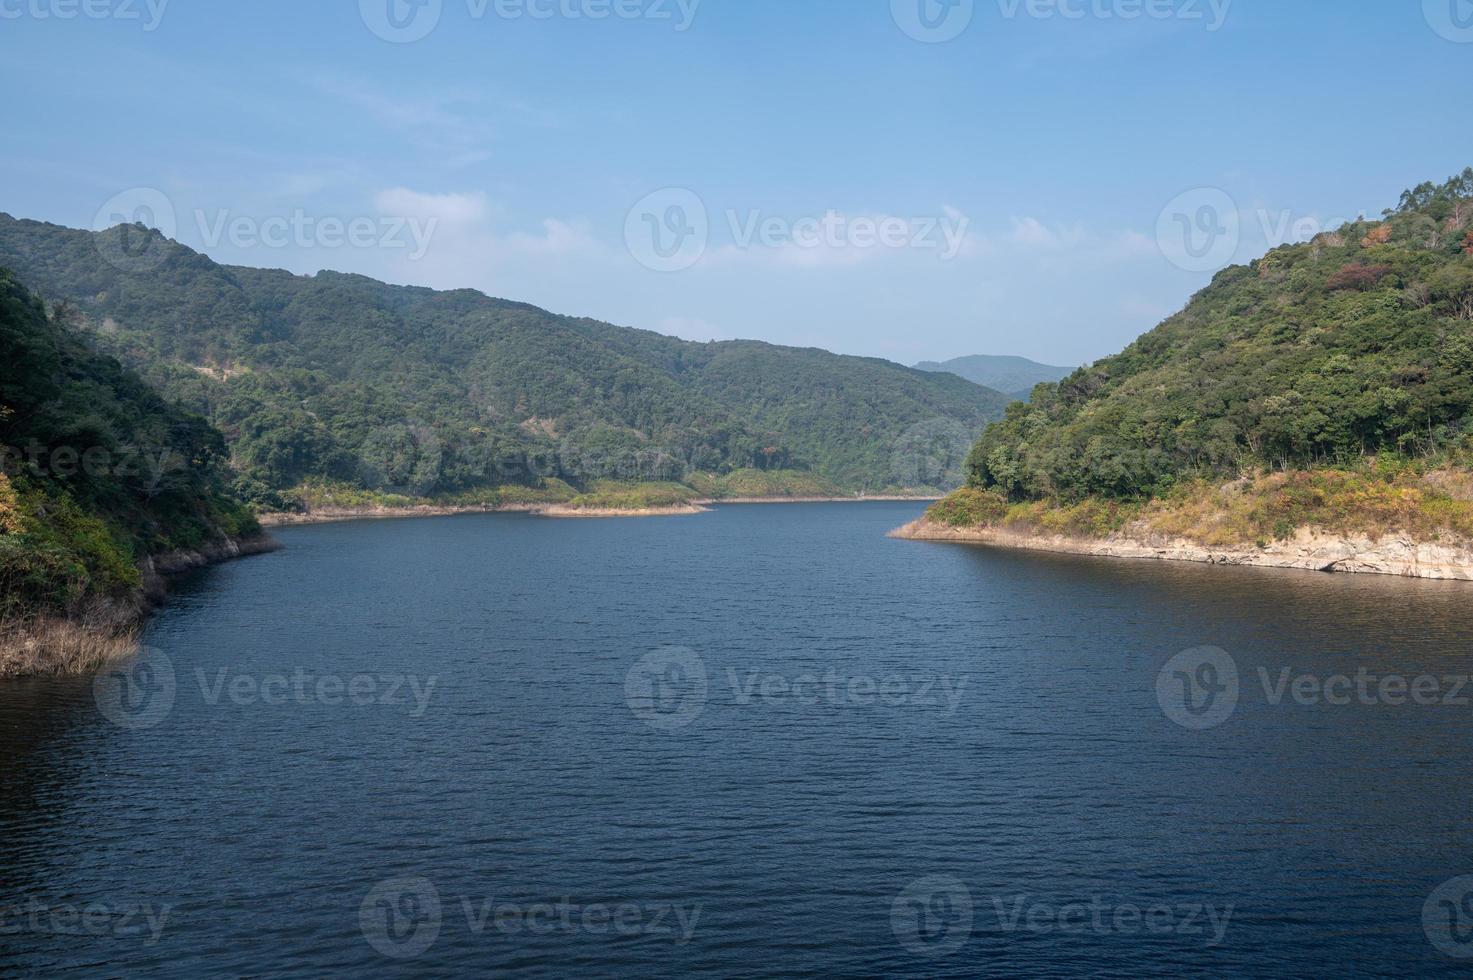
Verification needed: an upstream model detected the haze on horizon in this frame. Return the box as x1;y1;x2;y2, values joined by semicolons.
1;0;1469;367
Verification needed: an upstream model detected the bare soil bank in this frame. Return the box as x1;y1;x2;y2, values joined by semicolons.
539;503;710;519
892;518;1473;581
259;497;939;527
257;503;545;527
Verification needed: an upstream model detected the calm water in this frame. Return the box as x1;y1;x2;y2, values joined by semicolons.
4;502;1473;976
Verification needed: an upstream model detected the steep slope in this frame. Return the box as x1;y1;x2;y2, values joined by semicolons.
914;354;1074;400
907;168;1473;574
0;216;1012;501
0;268;266;673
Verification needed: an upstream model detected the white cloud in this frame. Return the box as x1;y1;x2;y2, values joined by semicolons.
374;188;490;227
1009;217;1086;249
704;208;979;270
1104;229;1160;259
307;75;492;149
370;190;595;259
504;218;598;256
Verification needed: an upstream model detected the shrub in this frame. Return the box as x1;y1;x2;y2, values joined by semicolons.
926;487;1009;527
1326;263;1393;291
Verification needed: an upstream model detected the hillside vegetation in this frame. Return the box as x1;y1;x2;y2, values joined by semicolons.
0;269;264;674
927;169;1473;547
0;217;1010;508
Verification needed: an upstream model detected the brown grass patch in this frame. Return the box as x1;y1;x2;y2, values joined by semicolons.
0;616;140;678
926;468;1473;548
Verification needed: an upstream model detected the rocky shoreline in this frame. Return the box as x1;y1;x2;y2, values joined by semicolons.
539;503;711;519
1;532;281;678
258;496;937;527
891;518;1473;582
256;503;545;527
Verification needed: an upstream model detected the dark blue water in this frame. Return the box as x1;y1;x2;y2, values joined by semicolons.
4;502;1473;977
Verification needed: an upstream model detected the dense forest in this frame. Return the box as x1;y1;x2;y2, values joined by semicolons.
964;169;1473;505
0;268;260;668
0;217;1012;505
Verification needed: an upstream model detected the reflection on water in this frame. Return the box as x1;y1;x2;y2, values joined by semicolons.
2;502;1472;977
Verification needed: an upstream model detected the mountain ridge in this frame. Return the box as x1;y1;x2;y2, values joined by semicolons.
914;354;1074;399
0;214;1013;503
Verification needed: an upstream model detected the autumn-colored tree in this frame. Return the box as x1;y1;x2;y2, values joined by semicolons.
1327;263;1392;291
1361;224;1392;247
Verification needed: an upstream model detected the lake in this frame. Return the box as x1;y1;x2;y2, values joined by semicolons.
3;501;1473;976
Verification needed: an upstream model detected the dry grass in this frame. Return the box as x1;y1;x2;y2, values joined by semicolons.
0;615;140;678
1143;471;1473;546
926;469;1473;548
1422;470;1473;502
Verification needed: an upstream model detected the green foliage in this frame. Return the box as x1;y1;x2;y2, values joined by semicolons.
566;482;700;511
929;467;1473;546
0;216;1011;499
282;477;578;511
966;169;1473;503
0;270;255;620
691;468;843;499
926;486;1010;526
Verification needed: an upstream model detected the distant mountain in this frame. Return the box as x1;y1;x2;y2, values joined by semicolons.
0;215;1013;501
914;355;1074;400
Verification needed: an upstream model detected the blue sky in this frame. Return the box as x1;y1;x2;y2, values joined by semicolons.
1;0;1469;367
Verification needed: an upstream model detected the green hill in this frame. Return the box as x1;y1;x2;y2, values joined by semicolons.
914;354;1074;400
924;168;1473;547
0;216;1012;505
0;269;265;674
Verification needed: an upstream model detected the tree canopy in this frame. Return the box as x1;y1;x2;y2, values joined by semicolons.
0;216;1012;503
967;169;1473;503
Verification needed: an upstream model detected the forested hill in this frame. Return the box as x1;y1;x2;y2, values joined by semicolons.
0;216;1012;502
966;169;1473;504
914;355;1074;400
0;268;259;663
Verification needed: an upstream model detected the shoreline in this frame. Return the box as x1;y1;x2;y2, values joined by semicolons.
539;503;710;519
257;503;545;527
697;495;940;506
258;496;939;527
0;532;281;679
890;518;1473;581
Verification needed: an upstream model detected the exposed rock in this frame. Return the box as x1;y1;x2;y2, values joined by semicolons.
891;520;1473;581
